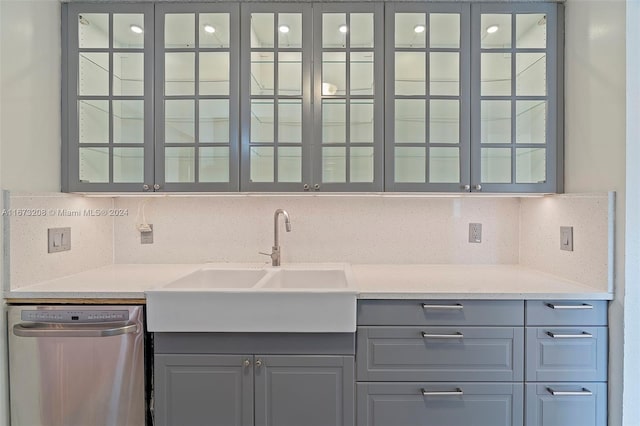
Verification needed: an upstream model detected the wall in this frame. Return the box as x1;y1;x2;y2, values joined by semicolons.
0;2;6;423
563;0;627;424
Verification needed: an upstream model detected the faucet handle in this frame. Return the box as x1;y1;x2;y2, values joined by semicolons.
259;251;273;258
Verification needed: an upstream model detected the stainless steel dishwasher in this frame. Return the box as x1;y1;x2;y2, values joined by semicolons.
8;305;146;426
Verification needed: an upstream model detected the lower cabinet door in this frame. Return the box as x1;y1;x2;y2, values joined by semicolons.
154;354;254;426
525;383;607;426
254;355;355;426
357;382;524;426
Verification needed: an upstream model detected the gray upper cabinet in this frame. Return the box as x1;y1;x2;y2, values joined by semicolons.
63;2;562;193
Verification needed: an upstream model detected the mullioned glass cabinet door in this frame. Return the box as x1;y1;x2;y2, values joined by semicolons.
63;3;155;192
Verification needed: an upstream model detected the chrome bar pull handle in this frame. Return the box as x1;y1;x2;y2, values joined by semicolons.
547;387;593;396
13;323;137;338
421;331;464;339
422;388;464;396
422;303;463;310
545;303;593;310
546;331;593;339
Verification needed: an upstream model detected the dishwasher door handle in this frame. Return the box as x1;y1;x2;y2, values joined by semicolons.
13;323;138;338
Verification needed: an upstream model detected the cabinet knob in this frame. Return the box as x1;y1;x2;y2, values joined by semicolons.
243;359;251;368
473;184;482;191
303;184;310;191
255;359;263;368
313;184;320;191
462;184;471;191
153;184;161;191
143;184;150;191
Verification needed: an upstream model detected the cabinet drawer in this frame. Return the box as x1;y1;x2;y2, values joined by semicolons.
525;383;607;426
525;327;608;382
357;300;524;326
357;326;524;381
357;382;524;426
525;301;607;326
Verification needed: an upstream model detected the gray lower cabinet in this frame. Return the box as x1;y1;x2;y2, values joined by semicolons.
154;353;354;426
525;383;607;426
357;383;524;426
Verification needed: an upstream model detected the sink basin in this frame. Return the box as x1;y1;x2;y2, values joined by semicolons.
162;268;267;289
145;264;356;333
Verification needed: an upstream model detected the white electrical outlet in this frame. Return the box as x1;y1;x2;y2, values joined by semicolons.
469;223;482;243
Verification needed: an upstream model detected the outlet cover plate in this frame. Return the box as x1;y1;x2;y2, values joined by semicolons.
560;226;573;251
48;227;71;253
469;223;482;243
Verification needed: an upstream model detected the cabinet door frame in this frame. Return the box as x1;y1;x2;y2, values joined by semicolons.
63;2;155;192
470;2;563;193
384;2;471;192
312;3;385;192
154;2;240;192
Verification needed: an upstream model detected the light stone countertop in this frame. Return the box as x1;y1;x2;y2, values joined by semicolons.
4;263;613;301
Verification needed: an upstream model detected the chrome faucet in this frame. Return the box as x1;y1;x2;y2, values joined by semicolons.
260;209;292;266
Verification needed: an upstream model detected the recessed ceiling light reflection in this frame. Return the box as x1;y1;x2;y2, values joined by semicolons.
279;25;290;33
413;25;426;34
338;24;348;34
130;24;143;34
203;24;216;34
486;25;499;34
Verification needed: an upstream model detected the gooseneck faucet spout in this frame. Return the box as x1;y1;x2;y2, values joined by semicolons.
261;209;292;266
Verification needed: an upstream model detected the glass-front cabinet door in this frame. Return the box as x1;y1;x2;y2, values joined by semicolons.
385;4;470;192
64;3;154;191
155;4;240;191
240;4;312;191
471;3;561;193
314;4;384;191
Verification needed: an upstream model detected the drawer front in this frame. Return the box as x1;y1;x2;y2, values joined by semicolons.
525;383;607;426
357;326;524;382
525;327;608;382
525;301;607;326
358;300;524;326
357;382;524;426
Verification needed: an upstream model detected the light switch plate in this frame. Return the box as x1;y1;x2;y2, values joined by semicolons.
48;227;71;253
140;224;153;244
560;226;573;251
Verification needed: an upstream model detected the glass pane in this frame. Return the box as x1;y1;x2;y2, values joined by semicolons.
251;52;274;96
430;52;459;96
165;100;194;143
351;13;374;48
165;147;195;183
323;52;346;96
114;14;144;49
79;100;109;144
165;52;195;95
395;147;425;183
200;147;229;183
322;147;346;183
516;148;546;183
78;13;108;49
481;53;511;96
278;52;302;96
278;147;302;183
516;53;546;96
430;100;459;144
113;100;144;144
79;53;109;96
323;13;347;49
200;52;229;95
395;99;425;143
351;147;374;183
199;99;229;143
250;146;274;182
516;14;547;48
279;100;302;143
516;101;546;144
251;100;274;143
351;52;374;96
351;101;373;143
481;101;511;144
481;14;511;49
395;13;426;48
79;148;109;183
199;13;230;48
113;53;143;96
113;148;144;183
251;13;274;48
278;13;302;48
430;14;460;49
166;14;194;48
430;147;459;183
395;52;425;96
481;148;511;183
322;100;346;144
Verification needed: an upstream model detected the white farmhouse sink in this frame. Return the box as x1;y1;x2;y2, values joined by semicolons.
145;263;356;333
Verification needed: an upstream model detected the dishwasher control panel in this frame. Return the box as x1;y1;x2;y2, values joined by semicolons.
21;310;130;323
